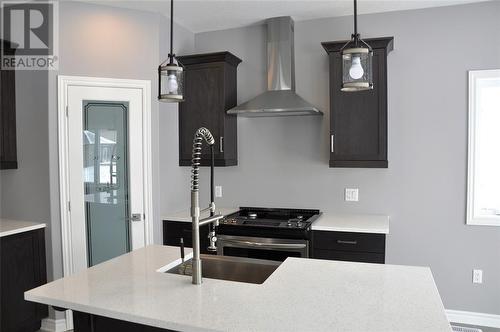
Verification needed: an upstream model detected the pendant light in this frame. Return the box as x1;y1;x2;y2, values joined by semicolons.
340;0;373;92
158;0;184;102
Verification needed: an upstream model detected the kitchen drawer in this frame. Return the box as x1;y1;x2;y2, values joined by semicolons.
312;230;385;254
313;249;385;264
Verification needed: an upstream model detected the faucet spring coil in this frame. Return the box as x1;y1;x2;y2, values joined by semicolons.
191;136;202;191
191;127;215;192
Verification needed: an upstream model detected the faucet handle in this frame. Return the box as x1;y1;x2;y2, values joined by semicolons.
207;230;217;252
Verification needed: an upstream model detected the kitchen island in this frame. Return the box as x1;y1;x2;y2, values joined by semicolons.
25;245;451;332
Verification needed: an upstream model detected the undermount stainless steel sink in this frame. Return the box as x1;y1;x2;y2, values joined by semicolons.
166;255;281;284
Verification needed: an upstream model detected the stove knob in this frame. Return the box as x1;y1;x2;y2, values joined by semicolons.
287;220;292;227
296;221;302;227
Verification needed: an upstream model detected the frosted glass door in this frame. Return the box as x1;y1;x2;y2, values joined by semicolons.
83;101;130;266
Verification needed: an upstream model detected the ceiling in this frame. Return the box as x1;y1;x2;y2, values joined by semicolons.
84;0;489;33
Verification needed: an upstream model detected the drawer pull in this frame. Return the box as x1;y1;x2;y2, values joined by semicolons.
337;240;357;245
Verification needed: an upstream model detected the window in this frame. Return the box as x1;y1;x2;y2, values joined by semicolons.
467;70;500;226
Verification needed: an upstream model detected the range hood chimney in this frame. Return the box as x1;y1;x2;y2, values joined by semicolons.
227;17;322;117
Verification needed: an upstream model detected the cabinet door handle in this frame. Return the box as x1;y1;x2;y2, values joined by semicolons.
330;134;334;153
220;136;224;153
337;240;357;245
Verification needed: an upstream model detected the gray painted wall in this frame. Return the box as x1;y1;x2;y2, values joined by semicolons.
193;2;500;314
51;0;194;267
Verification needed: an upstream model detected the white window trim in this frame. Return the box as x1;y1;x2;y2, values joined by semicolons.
467;69;500;226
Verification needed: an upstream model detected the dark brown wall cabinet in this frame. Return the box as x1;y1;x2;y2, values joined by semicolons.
311;230;386;264
0;228;48;331
177;52;241;167
0;40;18;169
322;37;394;168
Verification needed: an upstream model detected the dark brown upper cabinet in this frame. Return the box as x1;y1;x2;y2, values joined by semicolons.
0;39;18;169
322;37;393;168
177;52;241;167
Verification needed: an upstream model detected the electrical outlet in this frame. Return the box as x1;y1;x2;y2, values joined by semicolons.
473;269;483;284
215;186;223;198
345;188;359;202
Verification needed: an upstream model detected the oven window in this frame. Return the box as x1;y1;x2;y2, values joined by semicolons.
223;247;301;261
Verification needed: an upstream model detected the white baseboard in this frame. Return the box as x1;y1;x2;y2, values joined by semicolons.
446;309;500;328
40;317;68;332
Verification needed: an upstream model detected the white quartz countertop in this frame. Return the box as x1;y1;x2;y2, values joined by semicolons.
162;207;239;222
26;245;449;332
311;213;390;234
0;219;46;237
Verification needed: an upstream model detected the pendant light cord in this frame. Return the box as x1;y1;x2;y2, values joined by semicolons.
169;0;174;64
353;0;358;46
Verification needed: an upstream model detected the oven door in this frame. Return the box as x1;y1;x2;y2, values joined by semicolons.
217;235;309;261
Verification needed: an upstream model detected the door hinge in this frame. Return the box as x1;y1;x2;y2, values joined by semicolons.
65;106;69;117
67;201;71;211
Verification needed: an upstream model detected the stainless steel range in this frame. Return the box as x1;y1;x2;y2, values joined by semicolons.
217;207;321;261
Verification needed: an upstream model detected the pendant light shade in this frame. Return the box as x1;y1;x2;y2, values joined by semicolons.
340;0;373;92
159;63;184;101
158;0;184;102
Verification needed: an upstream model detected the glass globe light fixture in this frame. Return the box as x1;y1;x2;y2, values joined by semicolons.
158;0;184;102
340;0;373;92
158;61;184;102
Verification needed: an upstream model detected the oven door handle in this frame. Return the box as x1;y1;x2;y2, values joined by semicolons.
221;239;307;250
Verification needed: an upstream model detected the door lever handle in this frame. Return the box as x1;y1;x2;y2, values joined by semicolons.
126;213;142;222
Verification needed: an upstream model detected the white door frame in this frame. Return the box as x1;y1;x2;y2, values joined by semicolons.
57;75;153;279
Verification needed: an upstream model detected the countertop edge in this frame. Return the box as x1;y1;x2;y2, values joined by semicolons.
24;292;215;332
162;207;239;223
310;214;390;234
310;225;389;234
0;222;46;238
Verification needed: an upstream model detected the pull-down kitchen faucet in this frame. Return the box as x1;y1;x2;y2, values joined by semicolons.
190;127;224;285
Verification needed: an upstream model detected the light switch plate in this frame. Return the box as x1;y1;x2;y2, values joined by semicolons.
473;269;483;284
345;188;359;202
215;186;223;198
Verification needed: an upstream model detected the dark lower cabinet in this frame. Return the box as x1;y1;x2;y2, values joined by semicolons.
0;228;48;331
73;311;174;332
163;220;210;254
311;230;385;264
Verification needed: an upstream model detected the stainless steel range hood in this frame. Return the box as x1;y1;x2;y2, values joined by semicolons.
227;17;322;117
